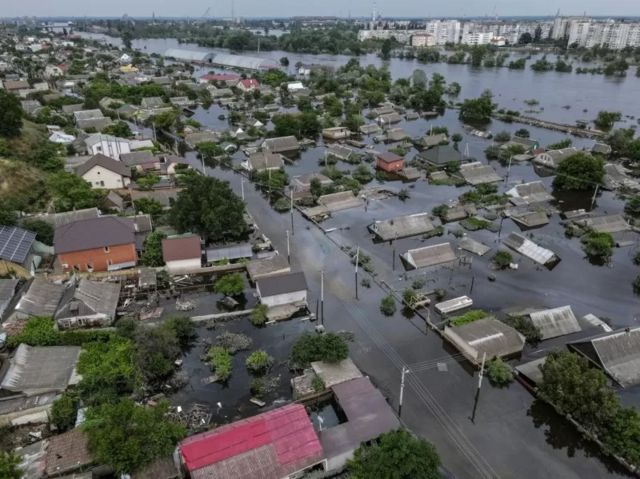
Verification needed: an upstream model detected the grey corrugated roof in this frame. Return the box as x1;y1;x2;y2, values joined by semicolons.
403;242;457;269
54;216;135;254
320;377;400;458
0;225;36;264
529;306;581;340
263;136;300;153
206;244;253;263
571;327;640;388
577;214;629;234
211;53;278;70
121;150;155;166
28;208;100;228
1;344;81;395
0;278;19;302
248;152;285;171
444;318;525;363
13;278;66;318
459;161;502;185
510;211;549;229
459;236;491;256
257;271;307;298
75;154;131;178
55;278;121;322
506;181;553;205
246;255;290;281
369;212;434;241
503;233;557;265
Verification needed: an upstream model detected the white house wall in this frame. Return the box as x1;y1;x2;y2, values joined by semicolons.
260;290;307;308
81;165;130;189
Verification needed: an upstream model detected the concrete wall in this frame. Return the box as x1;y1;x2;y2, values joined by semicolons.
56;313;112;330
260;290;307;308
59;243;137;272
81;165;130;189
166;258;202;274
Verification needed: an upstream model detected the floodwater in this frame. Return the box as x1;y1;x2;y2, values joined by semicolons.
79;32;640;126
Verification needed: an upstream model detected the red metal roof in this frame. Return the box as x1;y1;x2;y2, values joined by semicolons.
239;78;260;89
161;235;201;262
179;404;323;478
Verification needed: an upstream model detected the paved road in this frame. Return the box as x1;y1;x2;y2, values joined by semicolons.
206;165;631;479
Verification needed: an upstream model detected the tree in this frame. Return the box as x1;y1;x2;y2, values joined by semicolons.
161;316;196;350
245;350;273;375
503;316;542;344
0;90;23;138
103;120;132;138
169;175;248;243
135;326;180;384
279;56;289;67
625;196;640;219
539;351;619;432
290;333;349;367
207;346;232;381
403;288;418;307
553;153;604;191
352;164;373;184
581;231;614;262
47;172;100;212
140;231;166;267
514;128;530;138
152;110;178;130
458;90;494;124
518;32;533;44
84;399;185;474
492;250;512;269
77;338;141;405
380;294;397;316
0;452;22;479
380;39;393;60
348;429;440;479
134;197;164;218
594;111;622;131
213;273;245;297
0;206;18;226
51;391;79;431
21;218;54;244
486;358;513;387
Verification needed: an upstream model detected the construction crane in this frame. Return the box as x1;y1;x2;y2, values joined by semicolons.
201;7;211;19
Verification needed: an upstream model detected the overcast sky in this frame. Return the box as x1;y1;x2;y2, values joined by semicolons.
5;0;639;19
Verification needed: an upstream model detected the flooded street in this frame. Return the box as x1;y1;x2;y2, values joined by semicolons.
78;31;640;478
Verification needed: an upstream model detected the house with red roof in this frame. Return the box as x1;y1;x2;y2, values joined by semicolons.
236;78;260;92
179;403;325;479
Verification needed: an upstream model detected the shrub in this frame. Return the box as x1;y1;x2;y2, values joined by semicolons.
514;128;530;138
290;333;349;367
250;304;268;326
312;375;325;392
380;294;397;316
581;231;614;262
492;250;513;269
402;288;418;307
250;378;266;397
486;358;513;387
51;391;78;431
503;316;542;344
494;131;511;142
213;273;245;297
450;309;487;326
245;350;273;375
207;346;232;381
161;316;196;350
273;197;290;212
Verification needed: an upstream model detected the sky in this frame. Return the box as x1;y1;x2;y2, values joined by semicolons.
4;0;639;19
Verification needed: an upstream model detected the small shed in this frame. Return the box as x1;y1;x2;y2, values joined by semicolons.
459;162;502;185
529;305;582;340
444;318;525;365
375;151;404;173
256;271;308;308
368;212;434;241
161;235;202;274
402;242;457;270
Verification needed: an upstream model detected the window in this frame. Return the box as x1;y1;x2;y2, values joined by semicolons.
104;246;110;253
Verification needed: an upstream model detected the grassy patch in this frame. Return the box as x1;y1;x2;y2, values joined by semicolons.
450;309;488;327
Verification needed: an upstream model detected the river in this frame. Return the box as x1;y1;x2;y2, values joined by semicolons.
79;32;640;127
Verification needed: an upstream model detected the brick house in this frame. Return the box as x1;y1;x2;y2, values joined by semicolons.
54;217;137;273
236;78;260;92
375;151;404;173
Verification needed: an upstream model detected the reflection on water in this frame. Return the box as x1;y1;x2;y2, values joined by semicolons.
527;399;633;477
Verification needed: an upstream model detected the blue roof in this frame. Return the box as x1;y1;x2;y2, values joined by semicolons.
0;225;36;264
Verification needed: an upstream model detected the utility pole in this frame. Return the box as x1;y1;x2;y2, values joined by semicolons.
320;269;324;325
354;246;359;300
241;177;245;201
201;153;206;175
399;366;408;418
471;352;487;423
290;189;295;235
286;230;291;265
505;155;513;184
590;184;599;211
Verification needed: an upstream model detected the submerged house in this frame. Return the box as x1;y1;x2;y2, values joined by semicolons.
54;278;121;330
402;243;457;270
368;212;434;242
256;271;308;308
263;136;301;156
569;327;640;388
528;305;582;340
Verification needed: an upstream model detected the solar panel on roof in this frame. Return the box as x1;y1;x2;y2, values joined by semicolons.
0;226;36;264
